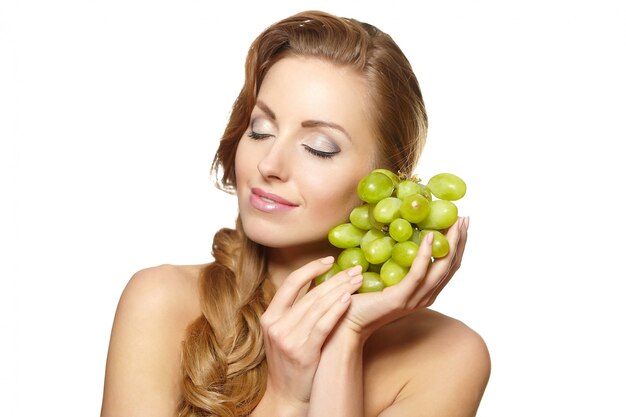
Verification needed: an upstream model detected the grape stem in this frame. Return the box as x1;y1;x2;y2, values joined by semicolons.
397;171;421;183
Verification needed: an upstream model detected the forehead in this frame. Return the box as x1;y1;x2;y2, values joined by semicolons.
256;56;376;142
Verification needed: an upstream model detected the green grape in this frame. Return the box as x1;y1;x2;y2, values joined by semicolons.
368;204;386;231
360;228;385;248
388;218;413;242
328;223;366;248
337;247;370;272
416;200;458;230
371;168;399;186
391;240;419;267
349;204;372;230
399;194;430;224
419;229;450;258
416;182;433;201
315;263;342;286
357;271;385;293
361;236;395;264
324;168;466;293
367;262;383;273
357;172;394;204
380;259;409;287
427;173;466;201
396;179;433;201
373;197;402;224
396;180;420;199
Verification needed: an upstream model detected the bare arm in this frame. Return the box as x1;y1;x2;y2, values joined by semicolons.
250;258;364;417
101;266;197;417
309;316;490;417
307;218;490;416
307;328;365;416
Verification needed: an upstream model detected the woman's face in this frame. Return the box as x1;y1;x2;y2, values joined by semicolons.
235;56;378;250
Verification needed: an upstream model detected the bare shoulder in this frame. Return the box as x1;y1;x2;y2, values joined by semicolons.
121;264;204;320
101;264;205;417
364;309;491;417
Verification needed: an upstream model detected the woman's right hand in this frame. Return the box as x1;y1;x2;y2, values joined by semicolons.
253;257;363;416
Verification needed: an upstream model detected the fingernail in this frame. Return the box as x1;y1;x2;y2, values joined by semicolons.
427;232;434;244
320;256;334;265
465;216;470;229
340;292;351;303
350;274;363;285
347;265;362;276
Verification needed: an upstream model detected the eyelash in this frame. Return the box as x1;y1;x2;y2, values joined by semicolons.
248;131;272;140
248;130;339;159
302;145;338;159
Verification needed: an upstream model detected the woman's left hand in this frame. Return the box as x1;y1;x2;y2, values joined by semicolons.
339;216;469;338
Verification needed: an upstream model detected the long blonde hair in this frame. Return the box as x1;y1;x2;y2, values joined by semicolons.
178;10;428;416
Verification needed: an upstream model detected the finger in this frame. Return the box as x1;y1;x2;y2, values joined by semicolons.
425;217;463;285
275;266;362;333
445;216;468;275
454;216;469;262
416;218;462;296
426;217;469;303
296;264;361;308
292;269;363;338
398;218;462;308
417;217;466;306
306;291;354;348
264;256;335;318
386;231;433;296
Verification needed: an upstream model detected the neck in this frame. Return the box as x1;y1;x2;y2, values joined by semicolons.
267;240;340;289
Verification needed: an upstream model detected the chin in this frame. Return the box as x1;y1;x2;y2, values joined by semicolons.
240;219;288;248
245;231;312;249
246;233;290;249
242;223;330;252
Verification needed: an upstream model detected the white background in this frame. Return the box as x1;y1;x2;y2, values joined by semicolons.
2;0;625;415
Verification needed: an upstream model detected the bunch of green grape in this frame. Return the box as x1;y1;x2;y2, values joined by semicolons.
317;169;466;293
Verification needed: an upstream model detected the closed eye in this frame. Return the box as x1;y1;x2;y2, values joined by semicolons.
302;144;339;159
248;131;273;140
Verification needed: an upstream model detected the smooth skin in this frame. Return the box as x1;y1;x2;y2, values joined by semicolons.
307;218;489;417
101;57;490;417
100;238;489;417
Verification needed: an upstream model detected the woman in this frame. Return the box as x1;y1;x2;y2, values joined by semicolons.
101;10;490;417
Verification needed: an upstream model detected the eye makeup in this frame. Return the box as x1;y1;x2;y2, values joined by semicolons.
301;134;341;159
302;145;339;159
246;107;343;159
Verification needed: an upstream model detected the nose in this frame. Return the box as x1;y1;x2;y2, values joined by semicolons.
257;138;291;182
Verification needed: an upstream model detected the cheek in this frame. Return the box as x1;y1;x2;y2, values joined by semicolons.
234;139;252;186
305;175;362;222
319;164;376;221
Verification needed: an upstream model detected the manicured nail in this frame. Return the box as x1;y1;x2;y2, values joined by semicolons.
347;265;362;276
320;256;334;264
465;216;470;229
350;274;363;285
341;292;351;303
427;232;434;244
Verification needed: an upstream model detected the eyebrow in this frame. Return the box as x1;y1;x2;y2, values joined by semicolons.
301;120;352;142
256;100;276;120
255;100;352;142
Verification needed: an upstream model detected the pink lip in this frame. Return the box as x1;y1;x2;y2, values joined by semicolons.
250;188;299;213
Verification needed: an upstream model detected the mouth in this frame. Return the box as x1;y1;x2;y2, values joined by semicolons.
250;187;299;212
251;188;298;206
